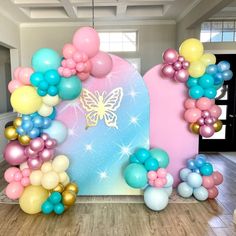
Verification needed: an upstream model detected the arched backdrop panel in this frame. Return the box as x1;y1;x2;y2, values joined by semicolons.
56;55;150;195
144;64;199;186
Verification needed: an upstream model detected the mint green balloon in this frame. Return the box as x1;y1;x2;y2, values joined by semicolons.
150;148;169;168
32;48;61;73
58;76;82;100
124;163;147;188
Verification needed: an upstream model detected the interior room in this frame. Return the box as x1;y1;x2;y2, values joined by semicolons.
0;0;236;235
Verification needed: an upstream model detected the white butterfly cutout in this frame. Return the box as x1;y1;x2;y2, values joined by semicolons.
80;87;123;129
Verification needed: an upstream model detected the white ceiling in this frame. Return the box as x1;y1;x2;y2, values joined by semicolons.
0;0;201;25
211;0;236;19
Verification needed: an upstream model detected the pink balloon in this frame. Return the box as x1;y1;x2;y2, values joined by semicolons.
21;177;30;187
184;98;196;109
27;158;43;170
22;168;31;177
208;186;219;199
24;146;38;158
212;171;223;185
39;148;55;162
154;178;165;188
161;64;175;78
14;171;23;182
178;56;185;62
184;108;201;123
205;117;214;125
199;125;215;138
197;117;205;126
30;137;45;152
73;27;100;58
202;110;211;118
162;49;179;64
173;61;182;71
18;67;34;85
161;177;167;185
182;61;190;69
13;67;22;80
8;80;23;93
41;133;49;141
58;67;64;75
156;168;167;178
66;58;76;69
4;167;20;183
147;171;157;180
3;141;27;165
209;105;222;119
73;51;83;63
62;43;76;59
174;69;189;83
77;72;90;81
148;180;155;186
202;175;215;189
5;181;24;200
63;68;72;77
91;51;113;78
83;61;92;73
196;97;213;111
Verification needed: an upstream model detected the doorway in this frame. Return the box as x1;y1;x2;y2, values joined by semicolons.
199;54;236;152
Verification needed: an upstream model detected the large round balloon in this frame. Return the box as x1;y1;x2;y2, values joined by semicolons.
149;148;169;168
144;187;169;211
124;163;147;188
58;76;82;100
19;185;49;214
43;120;68;144
32;48;61;73
10;86;42;114
72;27;100;58
179;38;204;62
177;182;193;198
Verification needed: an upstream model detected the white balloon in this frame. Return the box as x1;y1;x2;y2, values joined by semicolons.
52;155;70;172
42;95;60;106
41;162;53;173
38;104;53;117
41;171;59;190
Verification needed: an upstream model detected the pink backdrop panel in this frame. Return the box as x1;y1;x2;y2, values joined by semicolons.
144;64;199;186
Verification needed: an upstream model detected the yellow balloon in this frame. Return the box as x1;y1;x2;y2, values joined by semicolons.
213;120;223;132
19;185;49;214
52;183;65;193
20;162;29;170
42;95;60;106
4;126;18;140
179;38;204;62
18;135;31;146
62;190;76;206
41;162;53;173
189;123;200;134
59;172;69;183
65;183;79;194
13;117;22;128
38;104;53;117
52;155;70;172
41;171;59;190
188;61;206;78
62;175;70;186
10;86;42;115
200;53;216;66
30;170;43;185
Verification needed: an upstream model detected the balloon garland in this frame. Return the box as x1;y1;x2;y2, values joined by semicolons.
161;38;233;138
4;27;113;215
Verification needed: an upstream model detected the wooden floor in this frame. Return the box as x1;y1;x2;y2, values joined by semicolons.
0;154;236;236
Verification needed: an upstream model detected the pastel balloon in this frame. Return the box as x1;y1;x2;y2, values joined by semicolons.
147;171;157;180
196;97;213;110
179;38;204;62
30;137;45;152
8;80;23;93
187;159;196;170
41;162;53;173
164;186;173;197
32;48;61;73
28;158;43;170
18;67;34;85
187;172;202;188
161;64;175;78
212;171;223;185
184;108;201;123
39;149;55;162
209;105;222;118
42;95;60;106
4;167;20;183
200;53;216;66
200;125;215;138
38;104;53;117
52;155;70;172
208;186;219;199
206;64;218;75
5;181;24;200
150;148;169;168
179;168;192;181
62;43;76;59
184;98;196;109
3;141;27;165
156;168;167;178
10;86;42;115
19;185;49;214
91;51;113;78
202;175;215;189
174;69;189;83
162;48;178;64
193;186;208;201
164;173;174;188
222;70;233;81
30;170;43;185
41;171;59;190
72;27;100;58
217;61;230;72
177;182;193;198
188;61;206;78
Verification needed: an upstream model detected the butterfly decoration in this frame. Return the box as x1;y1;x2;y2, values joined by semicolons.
80;87;123;129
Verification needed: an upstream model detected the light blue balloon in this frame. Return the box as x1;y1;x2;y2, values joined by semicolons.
177;182;193;198
187;159;196;170
189;85;204;99
16;127;25;136
48;107;56;120
164;173;174;188
214;73;224;85
22;120;33;132
43;120;68;144
32;116;44;128
144;187;169;211
134;148;150;163
206;64;218;75
194;155;206;168
28;127;40;139
187;77;198;88
150;148;169;168
198;74;214;89
164;186;173;197
32;48;61;73
42;117;52;129
187;172;202;188
179;168;192;181
222;70;233;81
124;163;148;189
195;154;206;162
193;186;208;201
217;61;230;72
204;87;216;99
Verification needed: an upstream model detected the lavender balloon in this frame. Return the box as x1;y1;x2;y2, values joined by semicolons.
3;141;27;165
174;69;189;83
162;49;178;64
161;64;175;78
30;137;45;152
27;157;43;170
200;125;215;138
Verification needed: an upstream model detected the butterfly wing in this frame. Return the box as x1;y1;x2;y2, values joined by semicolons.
85;111;99;128
104;110;118;129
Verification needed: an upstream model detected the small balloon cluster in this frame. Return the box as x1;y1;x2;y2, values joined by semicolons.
161;48;190;83
184;97;222;137
59;27;113;80
41;182;78;215
177;154;223;201
124;148;173;211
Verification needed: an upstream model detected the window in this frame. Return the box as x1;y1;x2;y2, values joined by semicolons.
98;31;137;52
200;21;236;42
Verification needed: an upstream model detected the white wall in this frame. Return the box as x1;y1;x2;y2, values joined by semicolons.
20;23;176;75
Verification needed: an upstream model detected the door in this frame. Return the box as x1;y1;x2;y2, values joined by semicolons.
199;54;236;152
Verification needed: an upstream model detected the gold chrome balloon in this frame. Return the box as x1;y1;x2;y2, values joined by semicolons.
53;183;65;193
189;123;200;134
62;190;76;206
65;183;79;194
18;135;31;145
213;120;223;132
4;126;18;140
13;117;22;128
